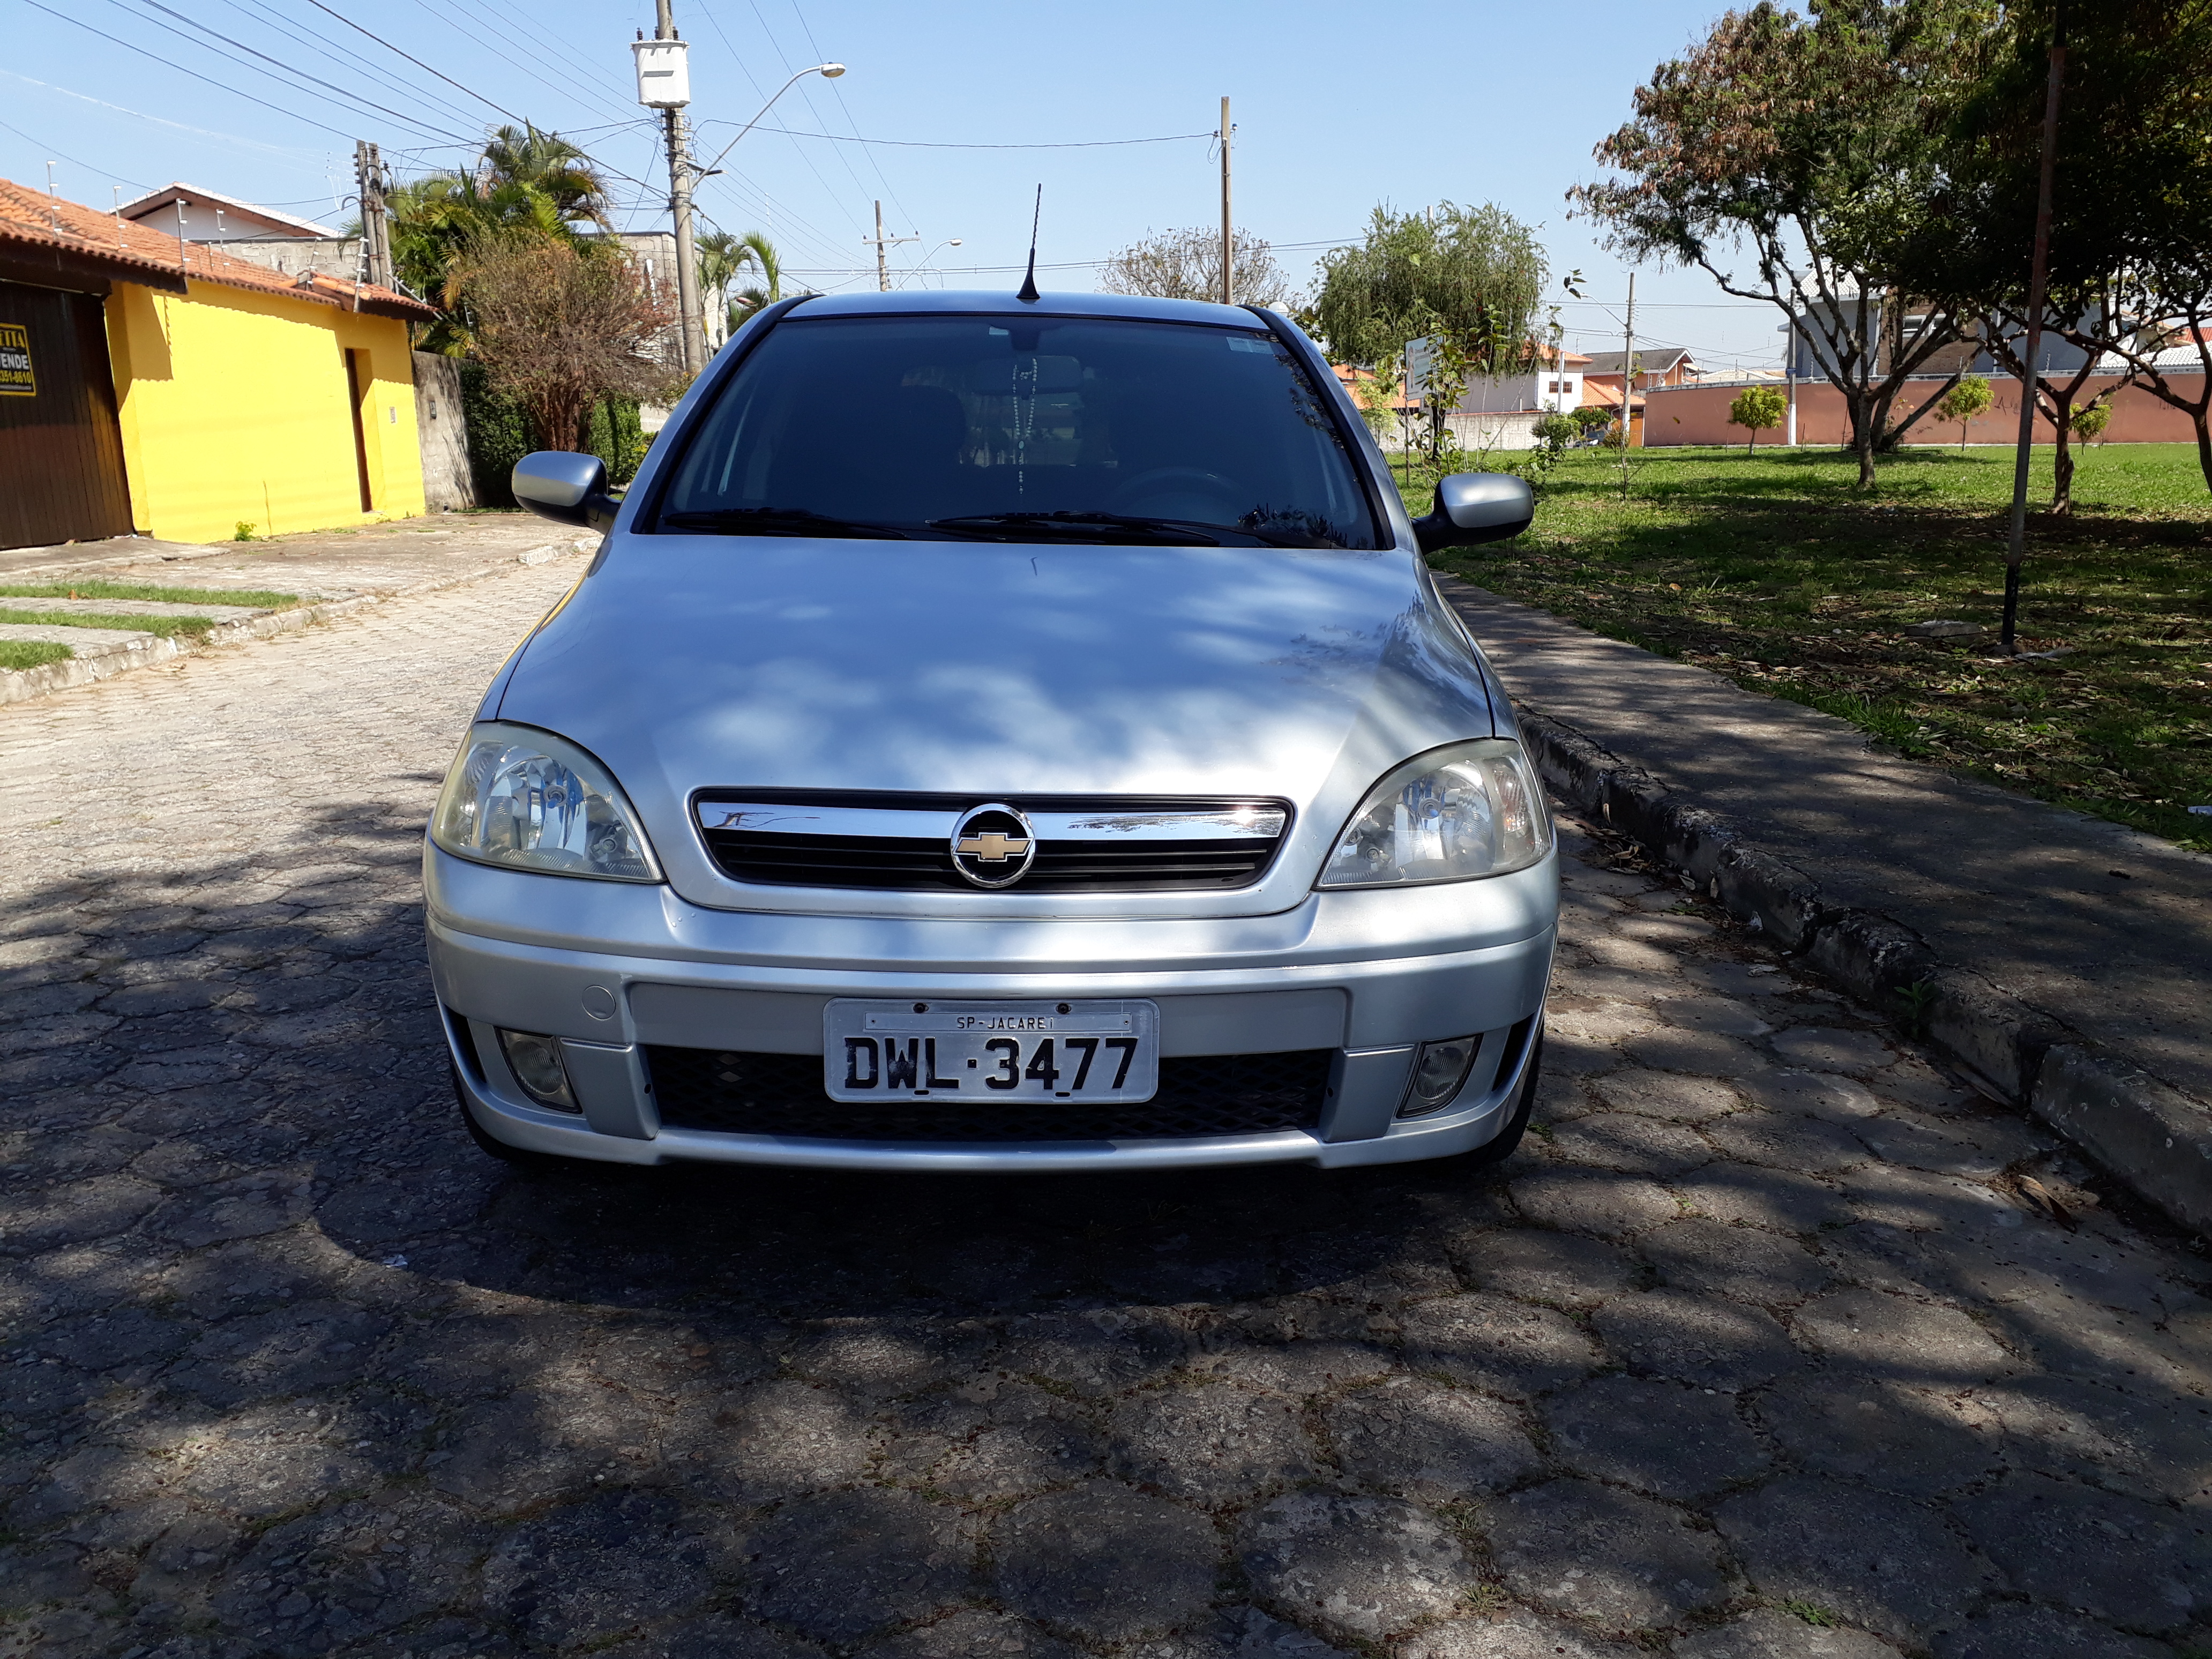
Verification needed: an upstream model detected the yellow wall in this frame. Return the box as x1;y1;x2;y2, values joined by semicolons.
106;279;425;543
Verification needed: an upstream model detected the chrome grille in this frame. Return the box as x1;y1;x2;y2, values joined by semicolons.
646;1046;1331;1140
693;793;1289;892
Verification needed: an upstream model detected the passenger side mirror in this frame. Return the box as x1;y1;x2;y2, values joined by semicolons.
513;451;621;533
1413;472;1534;555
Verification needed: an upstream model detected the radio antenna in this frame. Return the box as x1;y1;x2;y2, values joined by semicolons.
1017;184;1041;303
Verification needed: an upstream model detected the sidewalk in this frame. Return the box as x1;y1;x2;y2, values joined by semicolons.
1441;578;2212;1229
0;514;592;706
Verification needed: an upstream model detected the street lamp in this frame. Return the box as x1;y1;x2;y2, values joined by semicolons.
697;64;847;181
902;239;961;288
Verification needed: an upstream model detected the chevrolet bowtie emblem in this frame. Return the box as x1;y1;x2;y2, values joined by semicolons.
950;803;1038;888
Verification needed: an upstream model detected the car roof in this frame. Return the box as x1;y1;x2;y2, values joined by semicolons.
788;288;1273;327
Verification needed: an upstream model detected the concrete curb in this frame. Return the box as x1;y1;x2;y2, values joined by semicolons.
0;536;595;709
1516;706;2212;1235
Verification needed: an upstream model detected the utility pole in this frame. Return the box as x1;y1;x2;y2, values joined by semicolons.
653;0;705;377
355;140;392;290
1785;318;1798;446
1219;96;1233;305
371;143;392;289
862;201;918;292
1621;272;1635;497
2000;1;2067;654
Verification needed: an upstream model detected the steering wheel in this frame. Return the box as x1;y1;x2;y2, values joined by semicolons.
1110;467;1245;524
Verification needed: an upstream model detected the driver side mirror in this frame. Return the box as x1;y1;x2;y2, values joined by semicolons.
513;451;621;533
1412;472;1534;555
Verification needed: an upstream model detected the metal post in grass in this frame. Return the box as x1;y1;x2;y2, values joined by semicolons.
1621;272;1635;500
2000;3;2067;654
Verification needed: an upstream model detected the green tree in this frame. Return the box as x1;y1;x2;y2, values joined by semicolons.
1310;202;1546;376
1311;203;1547;474
1727;384;1789;452
1934;374;1992;447
697;230;782;345
386;124;612;354
2069;401;2110;442
1572;0;1989;488
1929;1;2212;494
477;125;612;226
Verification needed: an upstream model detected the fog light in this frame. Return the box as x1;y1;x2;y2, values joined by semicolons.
1400;1035;1479;1117
497;1029;580;1111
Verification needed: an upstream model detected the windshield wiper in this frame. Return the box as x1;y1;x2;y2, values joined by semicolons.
660;507;910;539
931;511;1349;549
929;511;1230;545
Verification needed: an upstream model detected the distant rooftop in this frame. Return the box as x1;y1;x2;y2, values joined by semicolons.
117;183;341;241
1581;347;1700;377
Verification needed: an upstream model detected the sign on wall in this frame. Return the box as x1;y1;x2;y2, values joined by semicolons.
0;323;33;395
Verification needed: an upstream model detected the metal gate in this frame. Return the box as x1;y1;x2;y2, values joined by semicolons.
0;278;134;551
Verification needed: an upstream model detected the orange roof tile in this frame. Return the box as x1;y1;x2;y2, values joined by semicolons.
0;177;434;321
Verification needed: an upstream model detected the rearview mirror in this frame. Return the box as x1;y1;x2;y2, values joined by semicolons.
513;451;620;532
1413;472;1534;555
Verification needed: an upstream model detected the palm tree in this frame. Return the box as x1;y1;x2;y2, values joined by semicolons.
384;124;612;352
386;171;571;353
697;230;781;346
477;124;611;228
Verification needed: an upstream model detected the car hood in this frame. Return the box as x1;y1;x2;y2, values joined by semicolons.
497;536;1497;916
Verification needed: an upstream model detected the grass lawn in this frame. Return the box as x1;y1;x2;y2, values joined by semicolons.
1409;442;2212;854
0;608;222;639
0;580;301;608
0;582;305;674
0;641;74;671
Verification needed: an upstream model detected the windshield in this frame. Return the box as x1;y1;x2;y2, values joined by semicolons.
652;313;1380;548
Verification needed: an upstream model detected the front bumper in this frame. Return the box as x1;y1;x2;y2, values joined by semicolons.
425;844;1556;1170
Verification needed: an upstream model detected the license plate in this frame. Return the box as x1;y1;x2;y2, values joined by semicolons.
821;999;1159;1104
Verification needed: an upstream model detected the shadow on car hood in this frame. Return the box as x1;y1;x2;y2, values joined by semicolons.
496;537;1497;913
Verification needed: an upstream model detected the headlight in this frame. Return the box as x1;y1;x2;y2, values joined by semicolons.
1318;739;1551;888
431;722;661;881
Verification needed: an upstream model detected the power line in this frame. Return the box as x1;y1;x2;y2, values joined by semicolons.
0;67;335;162
18;0;366;144
214;0;494;138
466;0;638;103
683;0;868;241
731;0;887;240
398;0;640;128
301;0;527;125
0;116;147;189
118;0;479;146
683;0;844;260
690;122;1220;150
783;0;916;246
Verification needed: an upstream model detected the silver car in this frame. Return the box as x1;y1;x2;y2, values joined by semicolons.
425;289;1556;1173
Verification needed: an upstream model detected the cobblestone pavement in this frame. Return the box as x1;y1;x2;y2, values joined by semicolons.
2;565;2209;1659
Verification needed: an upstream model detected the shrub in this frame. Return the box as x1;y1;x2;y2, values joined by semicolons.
1935;375;1993;447
459;360;532;510
1532;412;1581;451
1728;384;1789;452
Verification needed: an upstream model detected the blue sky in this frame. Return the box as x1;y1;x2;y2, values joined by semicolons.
2;0;1788;371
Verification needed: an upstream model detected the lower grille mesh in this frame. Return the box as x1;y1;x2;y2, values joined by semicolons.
645;1046;1332;1141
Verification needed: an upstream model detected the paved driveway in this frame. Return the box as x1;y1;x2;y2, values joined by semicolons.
2;566;2207;1659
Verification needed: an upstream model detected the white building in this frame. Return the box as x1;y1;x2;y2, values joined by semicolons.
1392;338;1589;451
117;184;341;243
